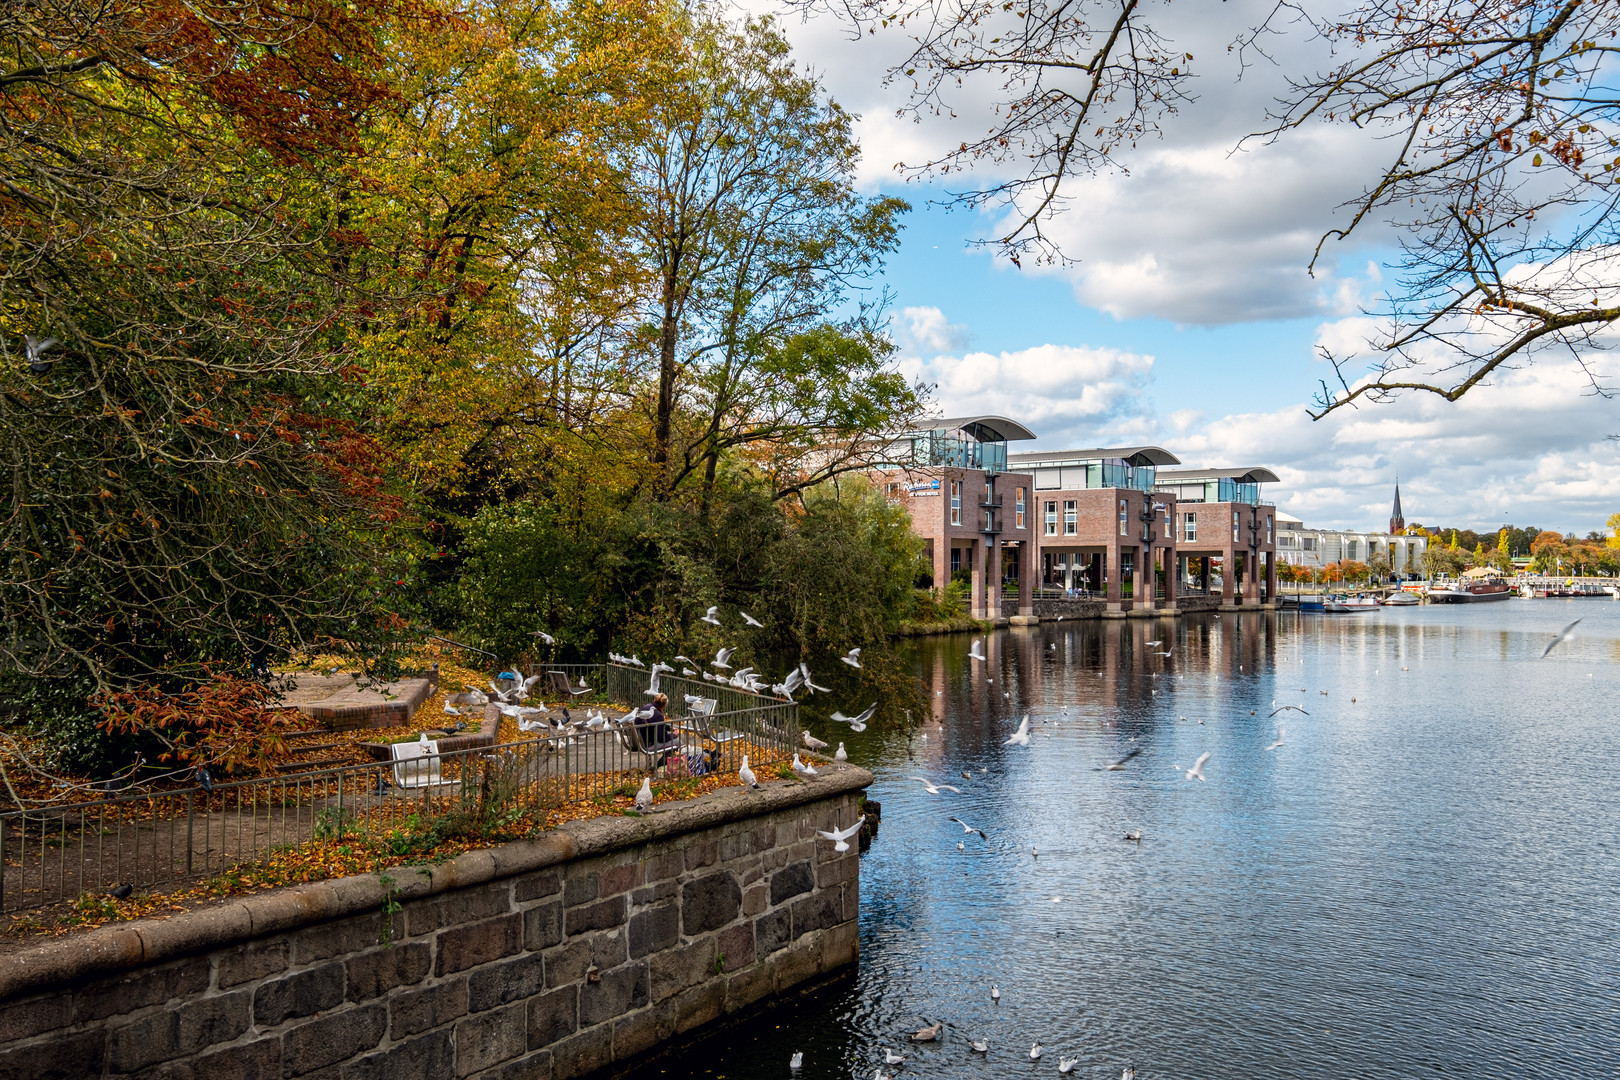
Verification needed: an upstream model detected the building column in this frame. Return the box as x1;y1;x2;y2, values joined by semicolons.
1105;547;1123;611
1244;551;1261;604
969;540;985;620
988;537;1003;620
1019;541;1035;616
930;539;947;597
1135;546;1153;611
1163;548;1179;610
1221;551;1236;606
1265;552;1278;606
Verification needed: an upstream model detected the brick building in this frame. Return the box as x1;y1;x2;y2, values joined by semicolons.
1154;467;1281;606
880;416;1038;620
880;419;1283;617
1007;445;1183;613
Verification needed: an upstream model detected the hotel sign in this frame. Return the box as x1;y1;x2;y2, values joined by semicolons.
905;480;941;497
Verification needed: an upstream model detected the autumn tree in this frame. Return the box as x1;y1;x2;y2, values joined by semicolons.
1;1;415;747
629;11;924;497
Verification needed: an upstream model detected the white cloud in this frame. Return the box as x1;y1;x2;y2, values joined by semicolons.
895;306;969;354
1168;362;1620;533
899;341;1155;448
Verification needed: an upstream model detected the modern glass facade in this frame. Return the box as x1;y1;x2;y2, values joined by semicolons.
892;430;1009;475
1026;459;1157;493
1156;477;1261;505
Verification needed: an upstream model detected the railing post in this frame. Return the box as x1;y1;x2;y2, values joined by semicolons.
186;792;194;876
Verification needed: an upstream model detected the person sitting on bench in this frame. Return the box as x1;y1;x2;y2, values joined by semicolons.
638;693;677;766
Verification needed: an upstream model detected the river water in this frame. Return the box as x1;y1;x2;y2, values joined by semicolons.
663;601;1620;1079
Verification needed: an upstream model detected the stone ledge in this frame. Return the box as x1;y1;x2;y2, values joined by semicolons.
0;764;871;1003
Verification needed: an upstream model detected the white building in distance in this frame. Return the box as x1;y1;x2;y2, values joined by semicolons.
1275;512;1429;579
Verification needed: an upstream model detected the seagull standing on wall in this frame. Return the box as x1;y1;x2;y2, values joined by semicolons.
739;755;759;789
634;778;653;813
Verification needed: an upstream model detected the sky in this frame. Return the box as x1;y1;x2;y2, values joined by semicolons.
745;0;1620;534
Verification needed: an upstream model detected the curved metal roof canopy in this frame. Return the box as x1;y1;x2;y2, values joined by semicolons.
913;415;1038;442
1156;466;1281;484
1008;445;1182;467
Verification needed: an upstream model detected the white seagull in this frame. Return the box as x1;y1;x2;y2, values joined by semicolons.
789;1051;802;1069
1542;617;1582;658
831;704;875;732
840;647;862;668
1004;714;1032;746
950;816;987;840
1179;751;1211;781
815;815;865;852
883;1049;905;1065
1059;1058;1079;1073
967;638;987;662
802;730;829;751
791;753;818;779
990;984;1000;1001
1030;1044;1043;1060
741;611;764;627
532;630;555;645
711;647;735;670
908;777;961;795
634;777;653;813
799;664;831;694
1264;727;1286;751
834;742;847;761
701;606;722;625
739;755;759;789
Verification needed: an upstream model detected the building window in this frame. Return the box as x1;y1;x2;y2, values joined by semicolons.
950;546;961;573
1015;487;1026;529
1164;515;1172;540
1183;512;1197;543
950;480;961;525
1267;515;1273;543
1063;500;1077;535
1045;501;1057;535
1119;499;1128;536
1303;536;1315;552
1348;539;1359;561
1233;511;1239;542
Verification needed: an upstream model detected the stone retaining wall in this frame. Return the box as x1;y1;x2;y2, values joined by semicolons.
0;766;870;1080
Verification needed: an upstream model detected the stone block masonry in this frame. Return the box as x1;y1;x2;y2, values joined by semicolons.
0;764;870;1080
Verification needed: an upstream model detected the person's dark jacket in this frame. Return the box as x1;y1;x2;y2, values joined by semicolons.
638;705;672;748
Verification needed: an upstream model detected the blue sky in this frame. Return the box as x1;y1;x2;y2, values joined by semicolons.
760;1;1620;534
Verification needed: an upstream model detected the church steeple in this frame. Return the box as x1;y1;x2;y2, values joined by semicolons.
1390;479;1405;535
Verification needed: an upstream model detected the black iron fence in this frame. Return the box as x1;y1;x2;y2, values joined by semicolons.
0;664;798;916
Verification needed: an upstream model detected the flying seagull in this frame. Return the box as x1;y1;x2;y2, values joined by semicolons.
1100;746;1143;771
799;664;831;694
1269;704;1309;717
967;638;986;661
949;816;987;840
1264;727;1286;751
831;704;876;732
1542;618;1582;658
815;815;866;852
840;647;862;669
711;647;735;670
1004;714;1032;746
1178;751;1211;781
24;335;59;373
741;611;764;627
701;606;722;625
531;630;555;645
908;777;961;795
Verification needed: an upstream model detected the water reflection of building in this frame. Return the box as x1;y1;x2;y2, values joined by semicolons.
879;415;1284;619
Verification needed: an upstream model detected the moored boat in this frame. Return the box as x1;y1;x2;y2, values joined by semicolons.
1381;590;1421;606
1324;593;1380;612
1427;580;1512;603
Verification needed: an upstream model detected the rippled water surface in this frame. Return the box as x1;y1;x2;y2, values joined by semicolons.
656;603;1620;1079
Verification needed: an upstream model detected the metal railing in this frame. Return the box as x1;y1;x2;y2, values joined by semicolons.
0;664;798;915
